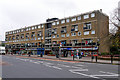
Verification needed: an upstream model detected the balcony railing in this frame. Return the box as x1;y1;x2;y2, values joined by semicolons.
61;30;67;33
71;29;75;31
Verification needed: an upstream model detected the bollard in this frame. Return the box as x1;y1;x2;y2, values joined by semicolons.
40;53;43;57
73;54;74;61
111;55;113;64
96;56;97;62
91;56;94;62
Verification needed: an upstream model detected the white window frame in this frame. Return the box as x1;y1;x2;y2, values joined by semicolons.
38;37;41;40
84;31;89;35
91;13;95;18
41;25;44;28
52;22;56;25
26;28;29;31
35;26;37;29
75;25;78;31
84;14;89;19
32;27;34;30
52;35;56;38
38;25;41;29
66;34;69;37
77;16;81;20
57;21;59;25
71;17;76;22
91;30;95;34
61;20;65;24
66;19;69;23
61;34;65;37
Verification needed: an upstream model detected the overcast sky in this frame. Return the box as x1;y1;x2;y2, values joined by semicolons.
0;0;119;41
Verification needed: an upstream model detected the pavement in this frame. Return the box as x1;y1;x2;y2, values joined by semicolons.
2;55;119;80
10;54;120;65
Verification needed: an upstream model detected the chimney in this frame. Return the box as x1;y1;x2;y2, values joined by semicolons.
100;9;102;12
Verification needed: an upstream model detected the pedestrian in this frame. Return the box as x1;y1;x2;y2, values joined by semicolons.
28;51;31;57
78;52;80;59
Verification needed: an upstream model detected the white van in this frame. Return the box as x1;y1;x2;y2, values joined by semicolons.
0;46;5;55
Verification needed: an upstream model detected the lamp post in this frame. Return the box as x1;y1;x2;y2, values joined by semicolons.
91;40;94;62
96;39;100;62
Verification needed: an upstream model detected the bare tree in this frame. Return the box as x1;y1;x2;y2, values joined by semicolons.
109;7;120;53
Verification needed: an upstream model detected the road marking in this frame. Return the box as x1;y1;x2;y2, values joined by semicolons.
36;61;44;63
71;66;81;69
69;69;88;72
33;62;40;64
69;69;99;79
91;74;119;77
99;71;118;75
52;66;62;70
76;64;84;67
43;64;62;70
57;64;70;67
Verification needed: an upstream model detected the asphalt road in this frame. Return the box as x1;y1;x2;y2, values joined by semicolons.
2;55;119;80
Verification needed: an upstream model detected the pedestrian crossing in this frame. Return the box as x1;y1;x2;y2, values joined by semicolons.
15;57;119;79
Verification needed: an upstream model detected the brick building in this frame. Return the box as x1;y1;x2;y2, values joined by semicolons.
5;10;109;56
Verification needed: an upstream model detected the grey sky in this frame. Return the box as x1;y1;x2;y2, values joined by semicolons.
0;0;119;41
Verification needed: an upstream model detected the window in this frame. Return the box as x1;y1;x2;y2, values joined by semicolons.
78;32;81;36
72;33;76;36
38;25;41;28
61;20;65;24
26;28;29;31
91;13;95;17
38;37;40;40
41;37;43;39
84;31;89;35
61;34;65;37
57;35;59;38
66;19;69;22
77;16;81;20
41;25;44;28
71;17;76;22
71;25;78;31
35;26;37;29
37;31;42;37
57;21;59;25
18;30;21;32
29;28;31;30
73;40;78;44
91;30;95;34
61;26;67;33
75;25;78;31
83;22;91;30
66;34;69;37
32;27;34;30
52;35;55;38
52;22;56;25
84;14;89;19
21;29;24;32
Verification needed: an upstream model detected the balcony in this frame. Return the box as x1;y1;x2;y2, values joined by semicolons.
71;29;75;31
52;32;57;34
83;26;91;30
61;30;66;33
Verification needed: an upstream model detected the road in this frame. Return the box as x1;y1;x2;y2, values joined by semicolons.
1;55;119;80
